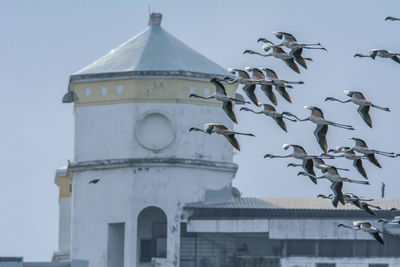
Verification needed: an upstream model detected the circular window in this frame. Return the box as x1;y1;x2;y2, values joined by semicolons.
135;112;175;151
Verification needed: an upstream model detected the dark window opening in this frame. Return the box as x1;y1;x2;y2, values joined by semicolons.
286;240;316;256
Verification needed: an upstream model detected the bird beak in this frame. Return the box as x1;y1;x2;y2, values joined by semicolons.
282;144;290;150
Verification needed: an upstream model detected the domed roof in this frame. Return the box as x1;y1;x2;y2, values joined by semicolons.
69;13;230;83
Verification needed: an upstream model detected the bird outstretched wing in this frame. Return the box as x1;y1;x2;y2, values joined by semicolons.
357;105;372;128
222;101;238;124
282;58;300;74
353;159;368;179
242;84;259;106
314;124;328;153
260;84;277;105
275;85;292;103
224;134;240;151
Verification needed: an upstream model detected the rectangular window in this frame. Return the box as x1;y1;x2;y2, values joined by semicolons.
107;223;125;267
116;85;123;94
85;88;91;97
316;264;335;267
369;265;388;267
101;87;108;96
286;240;316;256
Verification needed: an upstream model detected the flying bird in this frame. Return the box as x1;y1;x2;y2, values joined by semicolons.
325;90;390;128
385;16;400;21
262;68;304;104
189;123;255;151
288;158;349;173
270;31;326;51
354;49;400;64
285;106;354;153
240;104;297;132
89;179;100;184
328;147;368;179
264;144;332;184
338;221;384;245
298;166;369;186
349;137;399;168
243;47;302;74
189;78;248;123
318;193;380;215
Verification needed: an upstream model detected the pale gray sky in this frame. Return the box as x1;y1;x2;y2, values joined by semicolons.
1;0;399;261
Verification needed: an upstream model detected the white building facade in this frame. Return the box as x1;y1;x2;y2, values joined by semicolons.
55;13;238;267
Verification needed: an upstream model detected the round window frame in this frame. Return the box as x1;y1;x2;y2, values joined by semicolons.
134;110;176;152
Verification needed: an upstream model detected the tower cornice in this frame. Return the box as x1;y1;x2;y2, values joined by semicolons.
68;157;238;173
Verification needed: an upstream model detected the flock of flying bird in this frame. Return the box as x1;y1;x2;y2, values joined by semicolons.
189;17;400;245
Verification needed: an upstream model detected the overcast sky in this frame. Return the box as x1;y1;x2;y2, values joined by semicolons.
1;0;400;261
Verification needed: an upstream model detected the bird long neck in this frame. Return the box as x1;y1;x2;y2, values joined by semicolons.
370;103;390;111
326;97;351;103
189;93;214;100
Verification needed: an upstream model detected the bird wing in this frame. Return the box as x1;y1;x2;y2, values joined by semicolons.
357;105;372;128
311;107;325;118
366;153;382;168
361;202;376;216
353;138;368;148
273;46;287;53
275;85;292;103
273;116;288;132
260;84;277;105
352;92;366;100
353;159;368;179
391;55;400;64
213;79;228;96
370;232;384;245
314;124;328;153
233;69;250;79
222;101;238;124
274;31;297;42
331;181;344;207
370;50;378;59
291;48;308;69
263;68;279;80
242;84;259;106
303;159;317;184
282;58;301;74
249;68;265;79
223;134;240;151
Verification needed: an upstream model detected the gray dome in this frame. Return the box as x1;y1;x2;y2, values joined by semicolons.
70;13;230;83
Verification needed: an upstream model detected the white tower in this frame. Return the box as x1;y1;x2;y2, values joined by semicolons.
55;13;238;267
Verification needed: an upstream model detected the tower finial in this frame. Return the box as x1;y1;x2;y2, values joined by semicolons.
148;12;162;27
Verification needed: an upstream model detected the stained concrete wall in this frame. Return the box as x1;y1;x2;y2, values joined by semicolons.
70;165;235;267
74;103;234;163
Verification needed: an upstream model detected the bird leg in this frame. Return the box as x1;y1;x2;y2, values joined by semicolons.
189;94;214;100
370;103;390;112
327;121;355;130
372;149;399;157
338;224;359;230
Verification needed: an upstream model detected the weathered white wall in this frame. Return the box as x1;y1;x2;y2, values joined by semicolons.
269;219;378;240
280;257;400;267
58;197;72;253
70;165;235;267
74;103;234;162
